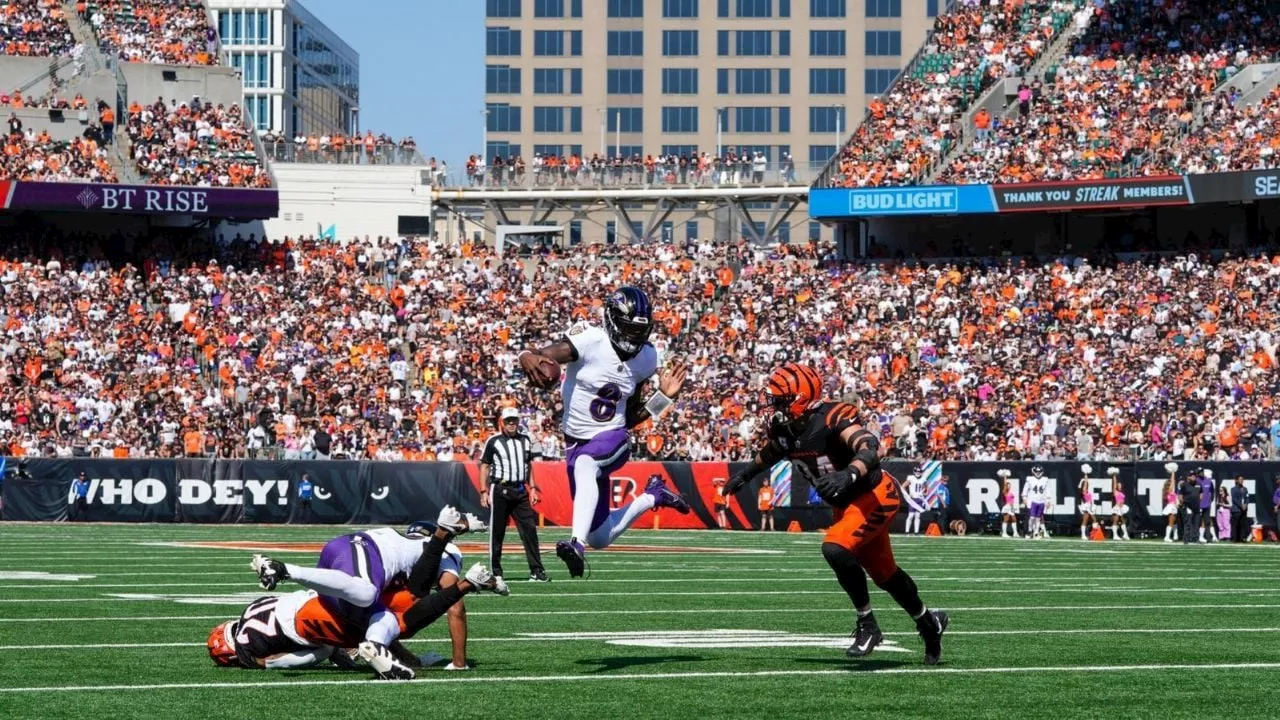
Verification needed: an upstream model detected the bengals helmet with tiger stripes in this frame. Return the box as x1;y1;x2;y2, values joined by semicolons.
766;363;824;420
207;620;238;667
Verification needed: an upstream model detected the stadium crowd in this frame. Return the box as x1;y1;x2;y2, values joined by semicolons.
124;97;270;187
0;0;76;57
0;115;117;182
3;228;1280;465
258;132;423;166
83;0;218;65
462;150;801;188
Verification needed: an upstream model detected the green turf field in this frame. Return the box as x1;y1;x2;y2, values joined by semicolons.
1;524;1277;719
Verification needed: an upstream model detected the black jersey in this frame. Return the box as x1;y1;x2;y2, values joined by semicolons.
232;595;311;668
765;402;863;478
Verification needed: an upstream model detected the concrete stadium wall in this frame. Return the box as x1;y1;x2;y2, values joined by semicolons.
236;162;433;240
119;64;244;108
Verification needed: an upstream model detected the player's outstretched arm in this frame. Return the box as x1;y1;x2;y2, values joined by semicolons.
812;426;883;505
519;341;577;386
625;359;688;428
724;440;786;495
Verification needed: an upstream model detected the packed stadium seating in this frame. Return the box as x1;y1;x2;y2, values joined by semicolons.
83;0;218;65
0;0;77;57
2;228;1276;464
123;97;269;187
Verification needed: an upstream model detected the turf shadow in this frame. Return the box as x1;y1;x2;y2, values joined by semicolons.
790;657;910;672
575;655;706;673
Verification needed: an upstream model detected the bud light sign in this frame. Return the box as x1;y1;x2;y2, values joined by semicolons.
807;185;996;219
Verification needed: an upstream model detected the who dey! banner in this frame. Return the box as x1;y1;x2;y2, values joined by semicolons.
3;459;1277;535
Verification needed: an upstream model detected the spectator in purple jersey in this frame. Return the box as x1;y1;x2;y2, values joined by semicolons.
1198;470;1218;542
1273;486;1280;536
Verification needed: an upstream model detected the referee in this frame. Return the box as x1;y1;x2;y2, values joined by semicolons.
481;407;549;582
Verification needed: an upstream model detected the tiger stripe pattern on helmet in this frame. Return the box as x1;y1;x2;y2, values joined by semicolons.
767;363;824;419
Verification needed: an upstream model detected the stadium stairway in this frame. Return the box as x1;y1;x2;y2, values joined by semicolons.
61;1;113;74
1229;63;1280;108
922;5;1093;185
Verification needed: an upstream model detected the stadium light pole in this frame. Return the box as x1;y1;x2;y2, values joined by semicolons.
596;108;605;157
834;103;844;151
614;108;621;158
714;106;724;159
481;108;490;162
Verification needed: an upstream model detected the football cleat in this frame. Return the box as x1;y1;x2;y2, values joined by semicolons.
916;609;949;666
528;570;550;582
357;641;415;681
251;554;288;591
644;475;691;514
464;563;510;596
846;616;884;658
556;538;587;578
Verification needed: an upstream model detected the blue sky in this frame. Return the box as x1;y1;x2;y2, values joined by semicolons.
302;0;482;168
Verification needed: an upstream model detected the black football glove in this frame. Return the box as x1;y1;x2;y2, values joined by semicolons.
813;469;857;506
723;469;753;496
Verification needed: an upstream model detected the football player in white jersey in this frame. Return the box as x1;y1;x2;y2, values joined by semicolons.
518;286;691;577
904;467;926;535
1022;467;1050;540
248;506;494;677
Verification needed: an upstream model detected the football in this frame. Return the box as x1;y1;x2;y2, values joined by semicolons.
528;354;562;389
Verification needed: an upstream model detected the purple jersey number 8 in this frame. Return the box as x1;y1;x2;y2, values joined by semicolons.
589;383;623;422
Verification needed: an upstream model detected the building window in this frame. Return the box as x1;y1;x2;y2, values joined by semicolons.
662;29;698;56
927;0;939;16
534;107;564;133
865;68;899;94
809;68;846;94
663;144;698;156
570;30;582;56
571;0;582;16
608;0;643;17
534;0;563;17
717;30;729;56
736;0;771;17
779;0;790;16
486;0;521;17
534;30;564;56
534;68;564;94
809;30;845;56
865;0;901;16
662;68;698;94
778;68;790;94
661;106;698;133
735;68;772;94
735;30;771;55
569;106;582;132
486;65;521;94
487;141;520;159
717;0;729;16
607;107;643;132
811;0;846;16
608;144;643;158
534;144;564;157
663;0;698;17
570;220;582;245
808;145;836;164
685;220;699;241
717;68;729;94
607;30;643;56
778;106;790;132
866;30;901;55
570;68;582;93
607;69;644;94
486;103;521;132
735;107;771;132
486;27;521;56
808;106;846;133
778;30;790;55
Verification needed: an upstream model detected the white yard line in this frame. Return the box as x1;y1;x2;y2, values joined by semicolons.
4;603;1280;622
5;662;1280;693
5;627;1279;652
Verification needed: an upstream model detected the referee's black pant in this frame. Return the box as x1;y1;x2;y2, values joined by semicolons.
489;485;544;578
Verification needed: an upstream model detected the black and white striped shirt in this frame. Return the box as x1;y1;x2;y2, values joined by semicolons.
480;432;540;486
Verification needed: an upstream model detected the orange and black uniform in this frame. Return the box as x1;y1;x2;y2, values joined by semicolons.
756;402;903;582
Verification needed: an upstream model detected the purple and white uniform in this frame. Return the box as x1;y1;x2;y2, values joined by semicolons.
314;528;425;618
1024;474;1050;518
562;322;658;547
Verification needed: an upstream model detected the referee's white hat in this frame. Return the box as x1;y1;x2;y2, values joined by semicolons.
501;407;520;421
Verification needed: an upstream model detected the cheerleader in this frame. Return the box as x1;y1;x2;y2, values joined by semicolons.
998;469;1020;538
1216;484;1232;541
1161;462;1180;542
1109;469;1130;540
1078;464;1098;540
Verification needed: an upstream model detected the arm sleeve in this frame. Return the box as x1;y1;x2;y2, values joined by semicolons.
407;536;448;597
264;646;333;669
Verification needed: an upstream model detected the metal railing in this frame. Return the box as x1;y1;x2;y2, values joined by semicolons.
439;160;818;190
261;141;426;166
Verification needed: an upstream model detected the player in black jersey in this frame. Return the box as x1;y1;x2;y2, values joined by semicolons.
724;362;948;664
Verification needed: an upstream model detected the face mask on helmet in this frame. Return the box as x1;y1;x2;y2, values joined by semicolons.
604;288;653;358
207;620;238;667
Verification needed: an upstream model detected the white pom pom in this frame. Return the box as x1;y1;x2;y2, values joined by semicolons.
997;469;1010;478
1107;467;1119;476
1080;463;1092;474
1203;469;1213;478
1164;462;1178;474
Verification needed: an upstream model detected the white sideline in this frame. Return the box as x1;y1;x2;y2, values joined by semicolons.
4;603;1280;622
6;627;1280;651
5;662;1280;693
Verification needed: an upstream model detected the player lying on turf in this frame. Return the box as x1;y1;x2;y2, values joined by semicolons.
212;518;507;679
518;286;691;578
724;363;949;665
